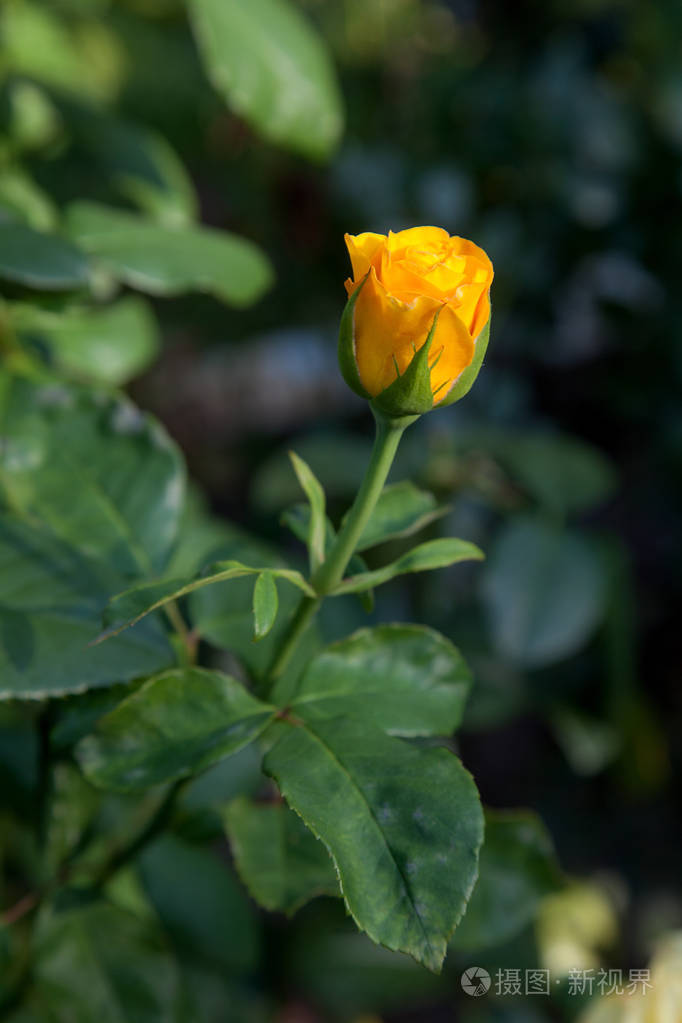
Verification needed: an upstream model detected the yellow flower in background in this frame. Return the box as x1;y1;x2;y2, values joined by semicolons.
343;226;493;407
578;932;682;1023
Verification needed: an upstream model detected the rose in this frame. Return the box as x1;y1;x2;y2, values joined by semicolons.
339;227;493;415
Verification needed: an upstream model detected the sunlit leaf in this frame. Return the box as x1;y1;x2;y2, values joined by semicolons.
65;202;273;307
10;298;159;386
189;0;343;160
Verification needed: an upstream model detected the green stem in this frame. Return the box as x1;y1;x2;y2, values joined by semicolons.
264;408;417;687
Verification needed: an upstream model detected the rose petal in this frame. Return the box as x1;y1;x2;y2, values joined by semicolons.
344;232;387;281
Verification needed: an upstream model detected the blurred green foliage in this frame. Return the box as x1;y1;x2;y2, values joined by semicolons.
1;0;681;1020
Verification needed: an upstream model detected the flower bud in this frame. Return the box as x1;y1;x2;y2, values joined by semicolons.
338;227;493;417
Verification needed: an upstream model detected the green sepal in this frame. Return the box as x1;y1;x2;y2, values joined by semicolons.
337;272;372;400
370;310;440;419
439;311;491;408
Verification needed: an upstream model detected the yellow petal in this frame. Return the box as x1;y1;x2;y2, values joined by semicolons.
429;303;476;403
383;256;467;302
344;232;386;281
351;268;475;400
471;287;492;340
449;236;495;278
452;280;488;336
386;226;450;256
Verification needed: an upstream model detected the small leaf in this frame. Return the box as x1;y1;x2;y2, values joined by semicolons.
293;624;471;736
224;796;339;915
252;571;278;640
76;668;275;791
0;222;88;290
99;560;315;641
264;716;483;972
0;167;57;230
188;0;343;160
0;1;123;102
280;503;374;611
289;451;326;572
350;481;448;552
331;537;484;596
65;202;273;308
451;810;563;951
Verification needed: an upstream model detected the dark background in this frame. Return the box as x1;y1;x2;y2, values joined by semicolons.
2;0;682;1019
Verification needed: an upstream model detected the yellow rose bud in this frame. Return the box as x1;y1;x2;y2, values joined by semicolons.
339;226;493;416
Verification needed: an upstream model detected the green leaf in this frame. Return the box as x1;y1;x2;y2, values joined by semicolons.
188;0;343;160
138;833;259;973
330;537;484;596
293;624;471;736
451;810;563;950
0;1;122;103
280;501;334;551
30;901;182;1022
65;202;273;308
351;481;448;552
252;571;278;640
99;560;314;641
0;370;185;577
481;514;606;667
224;796;339;915
289;451;326;572
0;223;88;291
9;297;160;386
50;684;134;751
0;515;172;699
186;531;316;682
76;667;275;791
7;81;62;153
264;716;483;972
0;168;58;231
